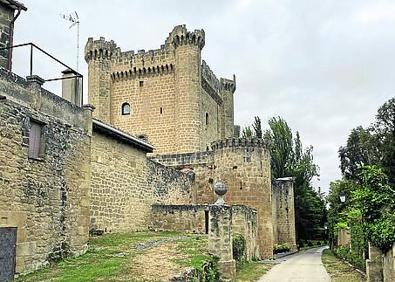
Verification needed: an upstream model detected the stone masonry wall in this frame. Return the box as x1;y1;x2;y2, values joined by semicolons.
149;204;208;233
210;139;273;259
0;70;91;274
149;203;259;260
272;178;297;250
151;138;275;259
232;205;259;260
111;71;177;153
0;3;14;68
90;131;194;233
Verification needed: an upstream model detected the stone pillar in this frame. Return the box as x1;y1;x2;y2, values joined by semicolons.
208;205;236;281
383;243;395;282
26;75;44;110
337;228;351;247
82;104;95;136
366;242;383;282
62;69;82;107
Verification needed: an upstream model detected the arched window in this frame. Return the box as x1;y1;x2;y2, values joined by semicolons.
121;103;130;115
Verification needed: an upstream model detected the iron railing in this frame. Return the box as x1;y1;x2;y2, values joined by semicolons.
0;42;83;103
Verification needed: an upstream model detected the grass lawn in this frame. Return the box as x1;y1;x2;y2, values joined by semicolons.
321;249;366;282
16;231;210;282
235;261;275;282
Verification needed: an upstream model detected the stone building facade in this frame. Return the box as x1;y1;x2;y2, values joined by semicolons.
85;25;236;154
90;119;195;233
0;69;92;275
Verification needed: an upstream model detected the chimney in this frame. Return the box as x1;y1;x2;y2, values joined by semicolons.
62;69;82;106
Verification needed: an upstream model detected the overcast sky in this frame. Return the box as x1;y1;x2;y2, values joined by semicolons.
12;0;395;193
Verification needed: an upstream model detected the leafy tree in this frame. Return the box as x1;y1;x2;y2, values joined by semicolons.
241;126;253;138
252;116;263;138
328;97;395;260
339;98;395;184
264;117;294;179
263;116;323;241
339;126;378;180
353;166;395;251
372;98;395;185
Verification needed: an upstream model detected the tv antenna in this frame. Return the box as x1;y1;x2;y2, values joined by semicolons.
60;11;80;71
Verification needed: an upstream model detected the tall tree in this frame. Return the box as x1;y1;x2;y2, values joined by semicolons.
372;97;395;185
339;126;377;180
263;116;323;241
252;116;263;138
264;117;294;178
241;126;253;138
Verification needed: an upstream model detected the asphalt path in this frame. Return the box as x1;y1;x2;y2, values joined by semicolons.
258;247;331;282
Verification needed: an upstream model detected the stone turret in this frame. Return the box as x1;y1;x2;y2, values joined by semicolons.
168;25;205;153
85;37;118;123
211;137;273;259
220;76;236;139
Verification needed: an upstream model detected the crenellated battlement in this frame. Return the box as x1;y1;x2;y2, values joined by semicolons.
211;138;267;150
111;63;174;81
165;24;205;49
85;37;119;62
202;60;220;93
220;76;236;93
111;44;174;68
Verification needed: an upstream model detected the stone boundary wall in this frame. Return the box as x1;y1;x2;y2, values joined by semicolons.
149;204;208;233
366;242;395;282
272;178;297;251
0;69;91;274
151;138;277;259
149;203;258;262
90;132;194;233
232;205;259;260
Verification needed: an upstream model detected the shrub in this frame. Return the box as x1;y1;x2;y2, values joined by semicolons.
273;243;290;254
233;234;246;263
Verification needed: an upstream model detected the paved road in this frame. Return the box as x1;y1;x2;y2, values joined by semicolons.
258;247;330;282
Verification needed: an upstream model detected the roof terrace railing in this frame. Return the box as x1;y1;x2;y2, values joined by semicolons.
0;42;83;105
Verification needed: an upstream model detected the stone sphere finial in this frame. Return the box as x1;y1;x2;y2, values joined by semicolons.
214;180;227;205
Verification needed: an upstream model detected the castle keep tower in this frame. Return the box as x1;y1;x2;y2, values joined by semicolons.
85;25;236;155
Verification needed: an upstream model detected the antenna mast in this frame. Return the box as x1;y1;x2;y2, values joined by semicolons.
61;11;80;71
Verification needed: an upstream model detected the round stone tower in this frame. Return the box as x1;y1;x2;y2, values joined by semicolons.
211;137;273;259
84;37;118;123
166;25;205;153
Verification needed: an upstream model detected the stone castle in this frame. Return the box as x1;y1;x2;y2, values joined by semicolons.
0;2;296;281
85;24;236;154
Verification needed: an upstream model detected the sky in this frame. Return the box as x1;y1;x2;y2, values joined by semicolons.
11;0;395;194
